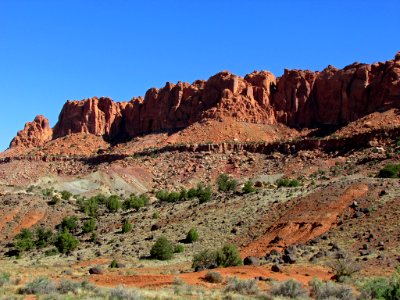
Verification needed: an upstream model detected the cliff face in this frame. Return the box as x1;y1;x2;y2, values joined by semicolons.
10;115;53;148
10;52;400;148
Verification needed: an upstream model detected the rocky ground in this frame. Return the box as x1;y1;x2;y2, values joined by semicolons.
0;115;400;299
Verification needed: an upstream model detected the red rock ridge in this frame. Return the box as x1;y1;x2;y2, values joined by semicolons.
9;52;400;148
10;115;53;148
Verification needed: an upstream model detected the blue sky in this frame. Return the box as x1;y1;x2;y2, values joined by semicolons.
0;0;399;151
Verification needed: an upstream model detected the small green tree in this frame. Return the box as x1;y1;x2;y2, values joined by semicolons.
220;244;242;267
82;218;96;233
123;194;149;210
174;244;185;253
377;164;400;178
54;231;79;254
150;236;174;260
35;227;53;248
15;229;35;252
121;219;132;233
242;181;256;193
58;216;78;232
80;197;99;217
185;228;199;243
106;195;121;212
197;183;212;203
217;173;238;192
60;190;72;200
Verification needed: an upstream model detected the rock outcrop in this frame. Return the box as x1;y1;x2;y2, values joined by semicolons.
10;115;53;148
9;52;400;148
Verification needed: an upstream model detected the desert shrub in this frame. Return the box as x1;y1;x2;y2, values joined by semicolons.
185;228;199;243
327;254;361;282
35;226;53;248
57;279;81;294
196;183;213;203
58;216;78;232
106;195;122;212
44;247;59;256
192;244;242;270
310;278;354;300
79;197;99;217
224;277;259;295
19;277;56;295
220;244;243;267
121;219;132;233
377;163;400;178
82;218;96;233
54;230;79;253
60;190;72;200
167;191;181;203
123;194;149;210
49;195;61;205
110;259;118;268
42;187;54;197
109;285;142;300
359;267;400;300
192;249;221;270
15;228;35;252
179;188;188;200
150;236;174;260
204;271;223;283
242;180;256;193
269;279;307;299
187;187;198;199
276;178;301;188
174;244;185;253
0;272;10;287
152;212;160;219
155;190;169;202
217;173;238;192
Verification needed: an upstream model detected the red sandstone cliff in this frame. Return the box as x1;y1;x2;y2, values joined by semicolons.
9;52;400;148
10;115;53;148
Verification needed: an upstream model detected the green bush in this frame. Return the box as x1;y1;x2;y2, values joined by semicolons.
192;244;242;270
121;219;132;233
276;178;301;188
15;229;35;252
242;181;256;194
82;218;96;233
377;163;400;178
185;228;199;243
196;183;213;203
123;194;149;210
60;190;72;200
44;248;59;256
217;173;238;192
110;259;118;268
54;231;79;254
79;197;99;217
192;249;221;270
106;195;121;212
360;267;400;300
58;216;78;232
174;244;185;253
35;227;53;248
219;244;243;267
150;236;174;260
155;190;169;202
